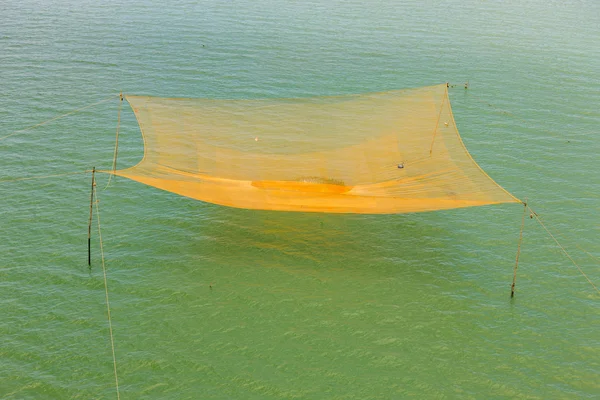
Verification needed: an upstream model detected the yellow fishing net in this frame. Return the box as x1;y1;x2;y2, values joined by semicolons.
109;84;519;213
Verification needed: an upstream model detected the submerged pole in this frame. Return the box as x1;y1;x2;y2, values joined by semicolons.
511;201;527;298
88;167;96;267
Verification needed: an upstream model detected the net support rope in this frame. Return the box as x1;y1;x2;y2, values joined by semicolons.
0;95;119;142
463;90;563;140
0;170;90;183
429;85;447;156
104;93;124;189
527;205;600;295
577;245;600;264
93;176;121;400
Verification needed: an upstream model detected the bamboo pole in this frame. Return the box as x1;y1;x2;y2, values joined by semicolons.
88;167;96;267
511;201;527;298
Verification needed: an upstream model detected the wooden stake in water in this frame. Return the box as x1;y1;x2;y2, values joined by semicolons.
511;201;527;298
88;167;96;267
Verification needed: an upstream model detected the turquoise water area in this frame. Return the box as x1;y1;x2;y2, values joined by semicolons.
1;0;599;398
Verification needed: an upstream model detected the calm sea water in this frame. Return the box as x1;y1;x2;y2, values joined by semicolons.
1;0;599;398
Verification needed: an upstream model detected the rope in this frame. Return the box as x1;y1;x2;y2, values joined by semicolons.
429;85;447;156
511;202;527;297
462;90;563;140
104;93;124;189
0;170;91;184
577;245;600;266
0;95;119;142
528;205;599;295
93;179;121;399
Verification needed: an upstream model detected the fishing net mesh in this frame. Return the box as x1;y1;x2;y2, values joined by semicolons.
111;84;519;213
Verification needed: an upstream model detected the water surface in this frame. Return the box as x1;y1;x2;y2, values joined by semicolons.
1;0;599;398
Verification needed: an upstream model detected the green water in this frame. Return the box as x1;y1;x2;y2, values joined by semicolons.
1;0;599;398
